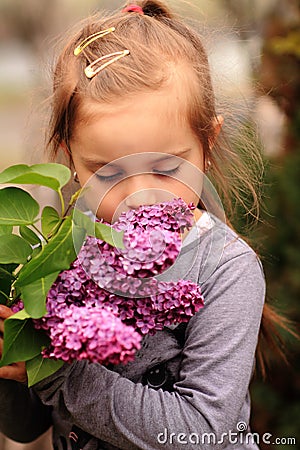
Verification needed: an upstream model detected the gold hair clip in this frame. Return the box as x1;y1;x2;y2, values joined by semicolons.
84;50;130;79
74;27;116;56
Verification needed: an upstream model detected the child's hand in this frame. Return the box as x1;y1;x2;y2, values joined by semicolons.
0;305;27;383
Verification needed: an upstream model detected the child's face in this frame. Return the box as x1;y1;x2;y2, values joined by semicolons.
70;87;205;223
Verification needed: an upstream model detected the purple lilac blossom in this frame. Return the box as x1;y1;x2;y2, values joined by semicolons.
34;198;204;365
41;305;141;365
11;300;24;314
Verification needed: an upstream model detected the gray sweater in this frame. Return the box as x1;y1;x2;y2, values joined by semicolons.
0;214;265;449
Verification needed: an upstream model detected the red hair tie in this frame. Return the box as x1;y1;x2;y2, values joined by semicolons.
122;4;144;14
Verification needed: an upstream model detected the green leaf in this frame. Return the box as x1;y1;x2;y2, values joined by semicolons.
0;235;33;264
0;310;50;367
0;264;17;277
0;225;13;236
0;163;71;192
20;226;41;246
0;165;30;182
31;164;71;190
95;222;124;248
72;209;96;235
72;208;124;248
0;187;39;226
0;263;17;304
0;165;60;191
21;271;60;318
26;354;64;387
41;206;61;237
16;217;86;287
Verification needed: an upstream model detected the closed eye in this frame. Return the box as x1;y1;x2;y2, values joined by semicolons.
152;165;181;176
95;164;182;182
96;172;123;183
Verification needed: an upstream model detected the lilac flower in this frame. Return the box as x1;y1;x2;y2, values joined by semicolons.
76;198;195;295
11;300;24;314
34;198;204;366
42;305;141;365
114;198;195;234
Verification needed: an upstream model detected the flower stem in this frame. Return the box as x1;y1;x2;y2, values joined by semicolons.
58;190;65;216
63;188;83;218
31;223;48;243
64;203;73;218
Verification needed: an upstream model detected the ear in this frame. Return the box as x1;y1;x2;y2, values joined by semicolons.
214;115;224;136
209;115;224;149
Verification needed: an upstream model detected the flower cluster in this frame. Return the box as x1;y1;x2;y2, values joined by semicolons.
42;306;141;365
34;198;204;365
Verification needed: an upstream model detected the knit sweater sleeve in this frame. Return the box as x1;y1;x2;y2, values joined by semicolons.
33;240;265;450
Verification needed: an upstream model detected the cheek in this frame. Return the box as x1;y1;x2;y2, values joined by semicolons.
92;189;121;223
172;182;200;205
77;175;120;223
169;166;204;204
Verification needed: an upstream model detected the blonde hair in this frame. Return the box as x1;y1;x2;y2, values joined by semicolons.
47;0;262;223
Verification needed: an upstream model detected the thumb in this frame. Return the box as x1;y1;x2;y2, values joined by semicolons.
0;305;14;320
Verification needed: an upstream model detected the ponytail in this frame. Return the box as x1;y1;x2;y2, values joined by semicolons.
123;0;174;18
140;0;174;18
256;302;298;378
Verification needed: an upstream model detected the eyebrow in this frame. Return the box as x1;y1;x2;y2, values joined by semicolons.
80;148;191;167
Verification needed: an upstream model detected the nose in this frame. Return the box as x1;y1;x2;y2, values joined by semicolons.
125;188;157;210
124;175;166;209
110;175;175;223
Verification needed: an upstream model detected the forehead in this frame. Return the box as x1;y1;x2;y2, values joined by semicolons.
69;65;202;162
76;61;198;126
71;93;196;161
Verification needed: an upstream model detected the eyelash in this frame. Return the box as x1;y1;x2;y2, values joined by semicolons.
96;173;123;183
96;166;181;183
153;166;181;176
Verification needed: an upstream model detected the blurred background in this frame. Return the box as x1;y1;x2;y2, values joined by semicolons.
0;0;299;449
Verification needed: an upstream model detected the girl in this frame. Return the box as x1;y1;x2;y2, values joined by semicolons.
0;1;272;449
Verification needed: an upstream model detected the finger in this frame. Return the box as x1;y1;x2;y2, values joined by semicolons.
0;305;14;320
0;306;14;335
0;363;27;383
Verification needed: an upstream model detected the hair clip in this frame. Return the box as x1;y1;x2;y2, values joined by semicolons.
84;50;130;79
74;27;116;56
122;4;144;14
